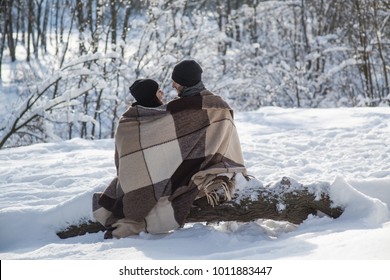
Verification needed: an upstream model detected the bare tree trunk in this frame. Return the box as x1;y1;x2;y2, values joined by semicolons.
27;0;33;62
80;94;89;139
216;0;228;73
59;1;67;46
56;177;343;239
76;0;87;55
17;0;26;45
34;0;43;59
87;0;93;34
41;0;50;53
111;0;117;48
120;1;132;57
111;93;119;138
372;0;389;101
54;0;59;55
4;0;16;62
92;0;104;54
0;3;6;79
91;89;103;139
355;0;375;104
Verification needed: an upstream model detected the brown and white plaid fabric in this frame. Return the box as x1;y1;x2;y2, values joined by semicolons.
92;90;247;238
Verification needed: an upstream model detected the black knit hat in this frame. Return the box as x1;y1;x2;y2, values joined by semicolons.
171;60;203;87
129;79;160;107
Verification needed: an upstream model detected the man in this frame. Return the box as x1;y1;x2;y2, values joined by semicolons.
166;59;248;204
171;59;204;97
93;60;247;239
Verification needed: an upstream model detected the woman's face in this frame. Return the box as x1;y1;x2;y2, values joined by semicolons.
156;88;164;103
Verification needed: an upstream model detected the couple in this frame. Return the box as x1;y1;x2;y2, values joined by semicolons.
93;60;248;239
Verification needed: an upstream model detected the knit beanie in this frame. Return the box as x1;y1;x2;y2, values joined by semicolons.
129;79;160;107
171;60;203;87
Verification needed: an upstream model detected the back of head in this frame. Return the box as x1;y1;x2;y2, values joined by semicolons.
171;60;203;87
129;79;161;107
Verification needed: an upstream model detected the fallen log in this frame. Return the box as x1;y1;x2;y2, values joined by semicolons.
56;177;343;239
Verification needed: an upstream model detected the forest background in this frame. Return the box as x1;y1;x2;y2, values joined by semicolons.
0;0;389;149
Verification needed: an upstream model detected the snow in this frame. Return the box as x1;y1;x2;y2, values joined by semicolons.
1;106;390;262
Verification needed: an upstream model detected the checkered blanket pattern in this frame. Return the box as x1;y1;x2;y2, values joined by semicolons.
92;90;247;237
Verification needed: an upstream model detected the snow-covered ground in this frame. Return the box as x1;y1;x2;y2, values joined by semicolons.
1;106;390;262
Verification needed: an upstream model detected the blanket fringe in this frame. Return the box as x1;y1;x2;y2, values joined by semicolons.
203;175;235;207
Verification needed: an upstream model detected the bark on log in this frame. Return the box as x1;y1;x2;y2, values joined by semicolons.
56;177;343;239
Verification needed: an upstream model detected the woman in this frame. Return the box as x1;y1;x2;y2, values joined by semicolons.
93;78;165;239
129;78;164;107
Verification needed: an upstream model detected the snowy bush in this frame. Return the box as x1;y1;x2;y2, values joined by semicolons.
0;0;389;148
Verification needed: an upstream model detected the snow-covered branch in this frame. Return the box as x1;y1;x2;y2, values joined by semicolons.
0;52;118;149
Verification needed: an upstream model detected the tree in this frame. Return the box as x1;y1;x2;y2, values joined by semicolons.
0;53;119;149
56;177;343;239
1;0;390;148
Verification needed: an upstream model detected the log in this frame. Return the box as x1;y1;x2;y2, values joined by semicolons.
188;176;343;224
56;177;343;239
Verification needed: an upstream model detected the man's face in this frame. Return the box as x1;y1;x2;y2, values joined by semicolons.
172;80;184;96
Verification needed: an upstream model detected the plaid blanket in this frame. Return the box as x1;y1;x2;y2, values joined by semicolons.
92;90;247;238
